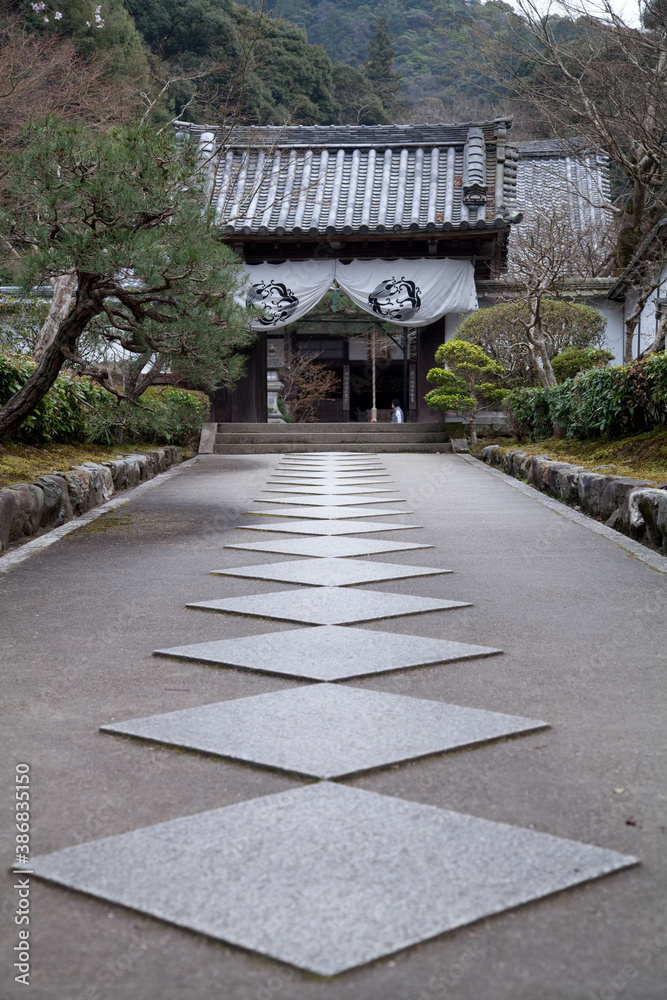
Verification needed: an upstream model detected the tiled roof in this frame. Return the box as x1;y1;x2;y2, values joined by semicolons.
515;138;611;232
176;121;519;238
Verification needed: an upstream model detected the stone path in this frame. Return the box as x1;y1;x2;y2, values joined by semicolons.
24;452;640;981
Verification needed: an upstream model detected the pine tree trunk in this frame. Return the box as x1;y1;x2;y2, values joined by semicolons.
33;273;76;360
0;275;103;441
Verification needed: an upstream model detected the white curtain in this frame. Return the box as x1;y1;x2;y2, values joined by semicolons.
239;261;335;330
334;258;477;327
239;257;477;329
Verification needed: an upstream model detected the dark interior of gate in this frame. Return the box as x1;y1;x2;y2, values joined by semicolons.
176;121;522;425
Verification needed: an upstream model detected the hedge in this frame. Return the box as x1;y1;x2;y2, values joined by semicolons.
505;353;667;440
0;353;209;447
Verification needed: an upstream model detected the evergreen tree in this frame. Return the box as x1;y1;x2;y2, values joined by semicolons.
333;63;387;125
362;16;402;120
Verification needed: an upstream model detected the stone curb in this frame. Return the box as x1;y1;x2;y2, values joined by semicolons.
478;445;667;558
0;450;195;574
459;452;667;574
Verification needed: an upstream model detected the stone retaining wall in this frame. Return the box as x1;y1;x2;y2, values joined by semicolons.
0;446;182;555
480;445;667;555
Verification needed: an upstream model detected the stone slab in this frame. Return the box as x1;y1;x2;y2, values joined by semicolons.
211;557;451;587
154;624;501;680
102;683;549;779
236;520;422;536
246;507;413;519
277;464;383;470
253;495;406;507
267;479;393;487
224;536;434;558
262;485;397;494
270;472;391;481
31;783;637;976
277;462;384;471
186;587;470;624
275;469;385;477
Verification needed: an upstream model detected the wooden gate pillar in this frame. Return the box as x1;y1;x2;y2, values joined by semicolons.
211;332;267;423
416;319;445;422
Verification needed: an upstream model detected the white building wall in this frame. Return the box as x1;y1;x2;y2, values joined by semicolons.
626;262;667;360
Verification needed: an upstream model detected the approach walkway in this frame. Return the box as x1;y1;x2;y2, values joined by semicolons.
2;452;666;999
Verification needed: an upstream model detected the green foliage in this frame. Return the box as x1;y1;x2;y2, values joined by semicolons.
456;300;608;389
551;347;614;383
425;339;505;416
127;0;340;125
241;0;516;115
0;352;208;445
19;0;150;81
333;63;388;125
84;385;209;446
362;16;402;118
0;351;105;442
505;353;667;441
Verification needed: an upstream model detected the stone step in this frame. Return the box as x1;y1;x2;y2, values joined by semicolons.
214;433;447;445
214;422;449;434
212;442;452;454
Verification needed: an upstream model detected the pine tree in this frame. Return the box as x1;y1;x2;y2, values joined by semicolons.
0;118;253;440
362;17;402;121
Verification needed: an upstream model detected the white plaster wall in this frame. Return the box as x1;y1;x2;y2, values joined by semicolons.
587;300;624;364
444;312;465;340
630;263;667;359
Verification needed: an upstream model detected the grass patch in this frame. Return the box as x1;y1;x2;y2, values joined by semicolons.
473;426;667;485
0;441;174;490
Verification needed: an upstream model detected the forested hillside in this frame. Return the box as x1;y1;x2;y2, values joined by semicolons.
10;0;523;127
240;0;517;119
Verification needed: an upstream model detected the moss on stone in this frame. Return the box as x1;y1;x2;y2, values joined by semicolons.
472;426;667;485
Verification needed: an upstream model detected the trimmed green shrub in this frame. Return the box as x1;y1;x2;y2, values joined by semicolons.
83;387;209;447
505;352;667;440
551;347;614;383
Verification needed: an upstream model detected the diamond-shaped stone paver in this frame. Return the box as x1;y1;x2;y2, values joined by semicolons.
31;783;637;976
246;506;412;519
253;495;405;507
277;463;384;472
155;624;501;680
102;684;549;778
267;481;393;490
237;520;422;535
211;557;451;587
187;587;470;624
224;536;434;558
270;472;391;481
262;485;397;495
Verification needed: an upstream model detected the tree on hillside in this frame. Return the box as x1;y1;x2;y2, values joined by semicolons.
332;63;387;125
17;0;150;81
126;0;340;125
426;340;505;446
363;17;402;121
0;118;253;440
